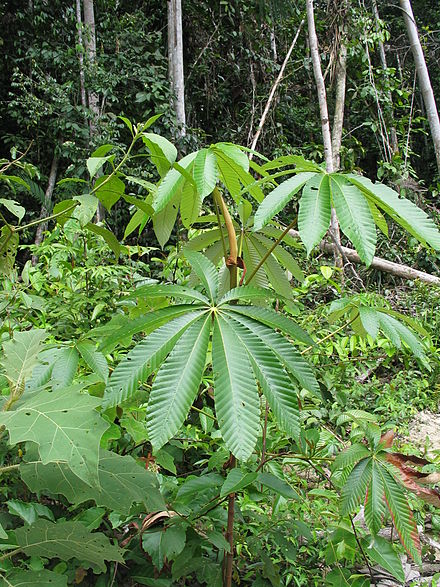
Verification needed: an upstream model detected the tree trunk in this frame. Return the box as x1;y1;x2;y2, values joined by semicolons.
288;229;440;284
400;0;440;173
372;0;399;154
83;0;104;221
32;152;60;265
331;43;347;170
306;0;342;267
75;0;87;113
249;20;304;158
167;0;186;137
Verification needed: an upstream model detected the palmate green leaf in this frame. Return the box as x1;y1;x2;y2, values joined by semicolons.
185;250;219;303
153;152;197;213
225;305;314;346
214;147;264;203
333;443;371;470
103;310;206;408
1;329;47;394
193;148;218;198
142;132;177;177
212;316;260;461
98;305;197;354
253;232;304;282
85;223;120;257
0;387;108;487
222;311;318;393
180;179;201;228
184;227;223;251
358;307;380;339
94;175;125;210
378;312;426;361
253;172;316;231
51;347;79;389
14;519;124;573
346;174;440;250
225;315;300;440
147;315;211;450
242;235;269;289
20;449;164;514
378;465;421;563
153;190;179;247
0;569;68;586
220;468;258;497
330;175;377;266
341;458;372;515
364;460;386;535
298;173;331;254
218;286;277;305
142;523;186;572
76;341;108;383
250;234;293;299
361;535;405;584
127;283;209;305
0;226;19;275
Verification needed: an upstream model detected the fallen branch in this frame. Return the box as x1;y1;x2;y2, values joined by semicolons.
288;229;440;285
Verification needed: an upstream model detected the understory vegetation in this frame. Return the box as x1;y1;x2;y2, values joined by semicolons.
1;1;440;586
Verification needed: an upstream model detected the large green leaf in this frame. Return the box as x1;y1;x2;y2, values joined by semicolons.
142;523;186;572
94;175;125;210
98;305;197;354
298;173;331;254
242;235;269;289
220;468;258;497
225;315;300;440
103;310;206;407
185;250;219;303
20;449;164;514
0;226;19;275
153;152;197;213
333;443;370;470
253;232;304;282
1;329;47;395
0;569;68;586
0;387;108;486
214;146;264;202
346;174;440;250
193;148;218;198
378;312;426;361
152;190;179;247
249;235;293;299
361;535;405;583
341;458;372;515
50;346;79;389
142;133;177;177
330;175;377;266
76;341;108;383
225;305;314;346
218;286;277;305
227;311;318;393
146;315;211;450
180;179;201;229
253;172;316;231
14;519;124;573
364;459;386;535
85;223;121;257
378;465;421;564
127;283;209;305
212;316;260;461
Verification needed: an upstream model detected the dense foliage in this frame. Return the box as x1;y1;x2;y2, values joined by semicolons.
1;1;440;586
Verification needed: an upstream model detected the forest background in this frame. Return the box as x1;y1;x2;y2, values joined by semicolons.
1;1;440;586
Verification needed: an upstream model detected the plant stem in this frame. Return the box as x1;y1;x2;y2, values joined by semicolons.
246;218;297;285
14;203;78;233
0;464;19;474
213;187;238;290
300;316;356;355
223;455;236;587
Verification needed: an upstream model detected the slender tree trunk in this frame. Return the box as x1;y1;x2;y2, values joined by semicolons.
400;0;440;173
83;0;104;221
372;0;399;154
32;152;60;265
168;0;186;137
249;20;304;158
331;43;347;170
75;0;87;113
306;0;342;267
